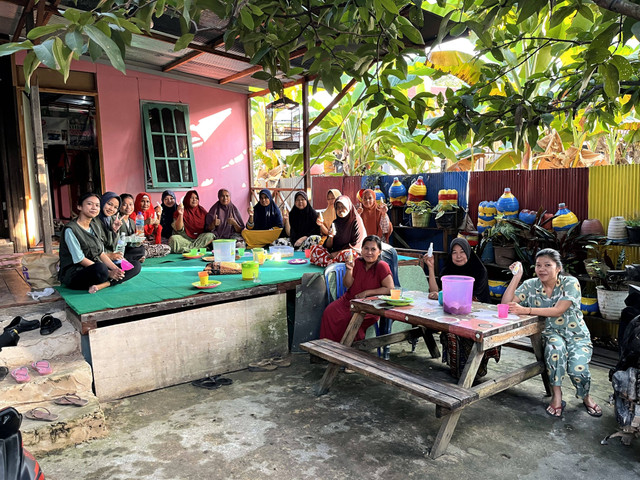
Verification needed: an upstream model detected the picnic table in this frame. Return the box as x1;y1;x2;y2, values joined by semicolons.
301;291;551;458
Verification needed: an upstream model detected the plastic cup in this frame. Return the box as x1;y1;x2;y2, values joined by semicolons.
304;248;311;258
198;271;209;286
390;288;402;300
237;248;245;257
189;248;198;256
198;247;207;255
497;303;509;318
438;290;443;306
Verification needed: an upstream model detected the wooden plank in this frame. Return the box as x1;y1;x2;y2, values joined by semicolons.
303;339;477;409
89;294;288;400
421;327;441;358
481;320;545;349
352;327;423;350
471;361;545;400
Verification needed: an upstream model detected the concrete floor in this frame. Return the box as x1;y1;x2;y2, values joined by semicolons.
38;344;640;480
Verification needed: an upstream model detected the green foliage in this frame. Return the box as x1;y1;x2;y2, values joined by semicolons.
405;200;432;215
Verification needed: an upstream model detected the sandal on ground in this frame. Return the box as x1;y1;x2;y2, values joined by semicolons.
3;316;40;334
545;400;566;417
191;375;233;390
24;407;58;422
271;356;291;368
248;359;278;372
40;314;62;336
54;393;88;407
31;360;52;375
0;366;8;382
584;401;603;417
11;367;30;383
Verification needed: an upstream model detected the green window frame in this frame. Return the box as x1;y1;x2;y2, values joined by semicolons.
141;102;197;190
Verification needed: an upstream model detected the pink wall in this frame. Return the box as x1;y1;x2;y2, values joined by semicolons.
95;63;250;214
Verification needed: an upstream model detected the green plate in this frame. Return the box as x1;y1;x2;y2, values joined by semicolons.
379;295;414;306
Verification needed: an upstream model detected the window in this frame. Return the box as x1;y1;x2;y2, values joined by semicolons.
141;102;197;190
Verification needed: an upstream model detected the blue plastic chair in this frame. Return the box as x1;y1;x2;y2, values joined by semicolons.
324;261;382;356
379;244;400;359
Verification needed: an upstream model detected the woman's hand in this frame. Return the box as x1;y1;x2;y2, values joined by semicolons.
177;204;184;215
316;216;324;226
509;261;523;281
154;205;162;217
107;252;123;261
422;254;435;271
247;205;254;216
329;251;340;259
345;256;354;271
282;209;289;222
108;267;125;281
227;217;238;227
508;302;529;315
428;291;438;300
294;236;306;248
112;214;123;232
354;290;369;299
356;205;363;215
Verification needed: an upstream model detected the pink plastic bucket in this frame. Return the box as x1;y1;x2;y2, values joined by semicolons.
441;275;474;315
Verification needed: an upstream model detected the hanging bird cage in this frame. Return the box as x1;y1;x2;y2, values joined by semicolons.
265;97;301;150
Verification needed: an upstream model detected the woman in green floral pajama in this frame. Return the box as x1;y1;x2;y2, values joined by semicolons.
502;248;602;418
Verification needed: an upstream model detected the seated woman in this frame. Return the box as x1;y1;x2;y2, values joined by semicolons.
132;192;162;244
118;193;146;263
283;191;322;250
241;189;284;249
205;189;245;241
320;235;394;342
358;188;393;242
169;190;215;253
159;190;178;242
310;196;364;267
59;193;141;294
424;238;499;379
503;248;602;418
94;191;122;257
321;188;341;232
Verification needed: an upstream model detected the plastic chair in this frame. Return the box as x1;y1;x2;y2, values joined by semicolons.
324;261;382;356
379;243;400;359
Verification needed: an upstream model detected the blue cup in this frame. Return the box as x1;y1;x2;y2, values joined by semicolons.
438;290;443;306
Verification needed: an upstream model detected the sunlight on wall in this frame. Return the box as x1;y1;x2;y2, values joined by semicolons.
190;108;232;148
201;178;214;187
26;197;37;246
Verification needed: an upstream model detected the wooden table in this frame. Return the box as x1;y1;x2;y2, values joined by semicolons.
301;291;550;458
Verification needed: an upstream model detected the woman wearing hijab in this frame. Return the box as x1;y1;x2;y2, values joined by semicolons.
118;193;146;263
205;189;245;241
283;191;322;250
131;192;162;244
423;237;499;378
159;190;178;241
358;188;393;242
310;195;365;267
169;190;215;253
93;192;122;256
322;188;341;231
241;189;284;248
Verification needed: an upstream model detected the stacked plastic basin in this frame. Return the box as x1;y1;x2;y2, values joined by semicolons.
388;177;407;206
407;176;427;205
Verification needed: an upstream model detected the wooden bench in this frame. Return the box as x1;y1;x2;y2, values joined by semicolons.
301;338;478;411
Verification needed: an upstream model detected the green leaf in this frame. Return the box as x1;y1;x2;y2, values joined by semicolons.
379;0;399;15
486;151;521;171
250;45;271;66
371;107;387;131
0;40;33;57
33;39;57;69
52;37;73;82
84;25;126;74
611;55;633;80
65;30;84;57
22;51;41;92
252;71;272;81
119;19;143;35
268;77;283;97
600;63;620;99
632;21;640;42
88;39;102;62
399;24;424;45
174;33;194;52
240;8;255;30
541;113;554;127
517;0;546;24
26;24;65;40
62;8;82;24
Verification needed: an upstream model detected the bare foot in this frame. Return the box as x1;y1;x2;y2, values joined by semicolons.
139;257;146;263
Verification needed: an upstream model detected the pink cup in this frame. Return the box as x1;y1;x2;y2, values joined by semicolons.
497;304;509;318
304;249;311;258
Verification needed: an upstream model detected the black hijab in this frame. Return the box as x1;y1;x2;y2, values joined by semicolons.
288;191;320;245
160;190;177;238
440;238;490;303
253;189;283;230
98;191;120;231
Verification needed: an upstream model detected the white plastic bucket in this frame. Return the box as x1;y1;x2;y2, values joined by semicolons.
213;239;236;262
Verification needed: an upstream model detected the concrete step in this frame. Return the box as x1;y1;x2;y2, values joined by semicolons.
0;353;93;410
18;396;107;455
0;312;80;366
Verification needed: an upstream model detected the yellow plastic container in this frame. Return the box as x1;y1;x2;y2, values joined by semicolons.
242;261;259;280
252;248;266;265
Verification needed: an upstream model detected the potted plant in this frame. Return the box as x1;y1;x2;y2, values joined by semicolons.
432;203;465;230
405;201;432;228
586;248;629;320
626;216;640;244
480;217;520;267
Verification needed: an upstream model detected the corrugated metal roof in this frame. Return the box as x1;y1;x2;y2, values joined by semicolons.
468;169;589;224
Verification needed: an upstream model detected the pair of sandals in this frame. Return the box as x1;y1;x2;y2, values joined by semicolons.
24;394;89;422
11;361;52;383
545;400;603;417
191;374;233;390
2;314;61;336
248;356;292;372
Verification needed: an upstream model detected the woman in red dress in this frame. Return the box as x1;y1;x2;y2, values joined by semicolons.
320;235;394;342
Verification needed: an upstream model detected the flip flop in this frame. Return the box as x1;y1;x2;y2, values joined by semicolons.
24;407;58;422
53;394;88;407
40;314;62;336
0;366;8;382
248;359;278;372
545;400;566;417
191;375;233;390
31;360;52;375
584;401;603;417
11;367;29;383
271;356;292;368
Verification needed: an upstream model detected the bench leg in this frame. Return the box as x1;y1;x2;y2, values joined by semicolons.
420;327;440;358
316;312;365;396
430;342;483;458
530;332;552;397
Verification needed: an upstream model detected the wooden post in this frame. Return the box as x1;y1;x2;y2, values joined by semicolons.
29;79;54;253
302;77;310;196
247;96;255;206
